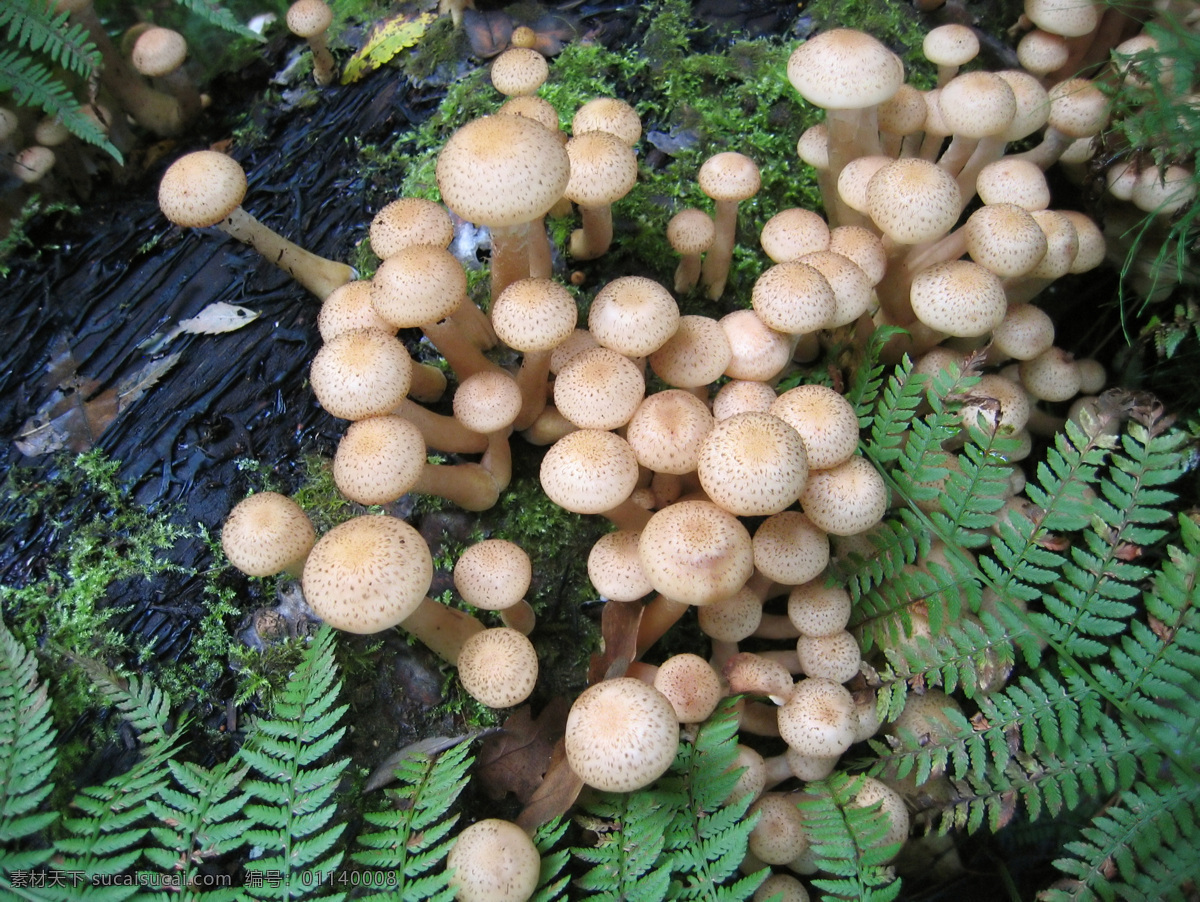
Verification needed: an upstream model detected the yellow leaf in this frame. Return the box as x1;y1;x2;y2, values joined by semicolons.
341;11;436;84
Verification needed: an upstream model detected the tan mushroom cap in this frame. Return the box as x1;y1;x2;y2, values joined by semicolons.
648;314;732;389
565;677;680;792
909;260;1007;338
371;245;465;328
755;874;811;902
490;47;549;96
369;198;453;259
753;511;830;587
498;95;560;132
837;155;891;215
625;389;714;475
309;328;413;421
447;818;541;902
795;630;861;683
937;71;1017;138
720;309;792;382
788;581;853;638
639;500;754;605
760;208;831;263
964;203;1048;278
1019;346;1081;402
697;587;763;642
318;280;392;341
654;653;723;723
748;794;811;865
828;226;886;286
992;302;1055;360
850;778;911;860
454;539;532;611
588;530;653;601
996;69;1051;142
1025;0;1100;38
222;492;315;577
1026;209;1079;279
751;262;836;335
697;411;809;517
796;250;873;328
786;28;904;110
491;278;578;353
564;131;639;206
770;384;860;471
712;378;778;420
667;208;715;256
573;97;642;145
454;371;522;435
301;515;433;634
1131;164;1197;215
553;346;645;430
333;414;425;505
877;83;928;137
1060;210;1105;273
923;23;979;68
588;276;680;358
796;123;829;169
539;429;640;515
286;0;333;37
457;627;539;708
866;158;961;245
800;455;888;536
436;114;570;227
698;152;761;203
776;677;857;757
1017;29;1069;76
159;150;247;228
548;328;599;375
976;158;1051;210
1047;78;1109;138
131;27;187;77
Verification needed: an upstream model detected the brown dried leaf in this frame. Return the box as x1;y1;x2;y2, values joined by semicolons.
515;738;584;834
587;599;641;685
365;734;481;793
476;697;570;802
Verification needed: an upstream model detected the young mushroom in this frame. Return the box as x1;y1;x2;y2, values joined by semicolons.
698;152;761;299
446;818;541;902
286;0;337;86
454;539;536;634
222;492;315;578
159;150;354;299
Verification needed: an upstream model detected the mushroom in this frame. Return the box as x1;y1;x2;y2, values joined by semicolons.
587;530;654;602
572;97;642;146
446;818;541;902
539;429;649;532
452;370;522;492
222;492;315;578
697;152;761;299
454;539;536;634
489;47;549;97
564;677;680;792
158;150;354;299
562;129;638;260
130;27;200;123
456;627;539;708
309;328;412;421
552;346;645;431
776;677;858;758
647;314;732;394
769;384;860;471
587;276;681;359
696;411;809;518
286;0;337;86
652;653;723;723
666;208;715;293
788;580;853;638
752;511;830;588
800;455;889;536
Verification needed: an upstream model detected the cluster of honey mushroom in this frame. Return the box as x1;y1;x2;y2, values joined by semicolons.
157;4;1196;896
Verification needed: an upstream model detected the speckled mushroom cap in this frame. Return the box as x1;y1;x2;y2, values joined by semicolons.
553;346;645;430
638;500;754;606
318;281;393;341
489;47;549;96
491;278;577;353
625;389;714;475
795;631;862;683
748;794;810;865
751;262;836;335
667;208;716;255
539;429;640;515
923;23;979;68
776;677;857;757
754;874;811;902
909;260;1007;338
371;245;466;328
866;158;961;245
457;627;539;708
698;152;761;203
454;539;532;611
1017;29;1069;77
301;515;433;634
712;378;778;420
788;580;853;638
769;383;860;471
800;455;889;536
454;371;522;434
697;587;763;642
787;28;904;110
877;83;927;138
1060;210;1105;274
369;198;453;259
720;309;792;383
654;654;723;723
435;115;569;228
564;131;638;207
564;677;680;792
937;71;1017;138
498;95;560;132
1026;0;1100;38
572;97;642;146
1026;210;1079;280
587;530;653;602
697;411;809;518
159;150;247;228
976;158;1051;210
795;250;873;328
222;492;315;577
752;511;830;587
850;778;911;860
648;315;731;389
796;123;829;169
759;208;831;263
964;203;1048;278
447;818;541;902
332;414;425;505
1131;164;1197;215
996;69;1050;142
131;27;187;77
588;276;680;358
828;226;886;286
286;0;333;38
837;155;890;215
992;303;1055;360
1047;78;1108;138
1019;346;1081;402
309;328;413;420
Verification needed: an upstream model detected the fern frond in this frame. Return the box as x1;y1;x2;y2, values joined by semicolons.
72;656;174;748
352;738;474;901
574;788;677;901
531;817;572;902
846;324;907;427
933;423;1021;549
0;49;118;159
865;356;929;462
242;626;349;901
795;775;902;902
169;0;263;40
0;619;58;873
0;1;99;76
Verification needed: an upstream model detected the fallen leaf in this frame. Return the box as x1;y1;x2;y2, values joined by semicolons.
515;738;584;834
476;698;569;802
342;11;436;84
117;351;181;413
365;733;484;792
141;302;259;352
587;599;641;685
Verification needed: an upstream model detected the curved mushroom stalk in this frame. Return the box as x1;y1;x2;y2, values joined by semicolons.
220;207;355;299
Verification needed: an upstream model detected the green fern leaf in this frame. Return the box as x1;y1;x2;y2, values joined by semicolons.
531;817;571;902
242;626;349;901
169;0;263;40
0;0;99;76
846;323;907;428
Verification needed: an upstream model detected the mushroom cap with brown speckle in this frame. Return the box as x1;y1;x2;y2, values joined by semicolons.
159;150;247;228
565;677;680;792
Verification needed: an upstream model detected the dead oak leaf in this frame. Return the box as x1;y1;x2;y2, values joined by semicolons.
515;738;584;834
476;697;569;802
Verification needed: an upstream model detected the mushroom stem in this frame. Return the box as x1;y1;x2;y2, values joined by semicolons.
400;596;486;665
409;363;448;404
489;222;534;299
674;253;703;294
420;319;505;380
635;594;691;659
219;206;354;300
569;205;614;260
306;33;336;86
450;300;497;349
601;497;654;534
701;198;740;300
412;461;500;511
480;428;514;493
499;600;536;635
394;399;489;453
528;216;554;280
513;349;554;432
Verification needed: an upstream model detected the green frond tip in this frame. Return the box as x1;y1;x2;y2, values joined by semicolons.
0;0;100;77
0;618;59;872
172;0;266;40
